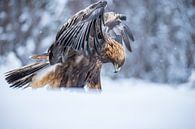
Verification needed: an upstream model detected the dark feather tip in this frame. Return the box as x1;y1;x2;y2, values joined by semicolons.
119;15;127;21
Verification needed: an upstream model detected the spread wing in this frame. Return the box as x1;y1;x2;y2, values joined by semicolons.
49;2;107;64
56;1;107;40
104;12;134;52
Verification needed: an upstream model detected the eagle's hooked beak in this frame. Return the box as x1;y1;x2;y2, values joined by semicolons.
113;63;121;73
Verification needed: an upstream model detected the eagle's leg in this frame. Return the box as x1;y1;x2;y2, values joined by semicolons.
87;77;101;90
86;65;102;90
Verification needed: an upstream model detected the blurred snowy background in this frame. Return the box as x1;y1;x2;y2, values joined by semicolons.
0;0;195;129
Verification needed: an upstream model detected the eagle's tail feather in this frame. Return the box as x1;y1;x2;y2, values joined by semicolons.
5;62;49;88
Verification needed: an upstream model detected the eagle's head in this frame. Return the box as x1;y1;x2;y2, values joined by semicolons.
102;37;125;73
104;12;127;24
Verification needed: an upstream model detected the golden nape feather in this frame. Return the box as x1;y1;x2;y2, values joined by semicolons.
102;37;125;66
5;1;134;90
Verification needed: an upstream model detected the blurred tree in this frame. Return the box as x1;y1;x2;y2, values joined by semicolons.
0;0;67;65
1;0;45;64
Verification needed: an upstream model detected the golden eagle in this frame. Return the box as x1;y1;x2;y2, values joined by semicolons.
5;1;134;90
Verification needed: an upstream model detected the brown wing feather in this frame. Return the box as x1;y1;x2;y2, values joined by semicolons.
30;53;49;60
56;1;107;40
49;5;106;65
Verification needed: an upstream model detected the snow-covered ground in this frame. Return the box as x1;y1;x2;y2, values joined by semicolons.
0;54;195;129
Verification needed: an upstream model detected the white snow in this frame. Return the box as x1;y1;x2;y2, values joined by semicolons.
0;61;195;129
